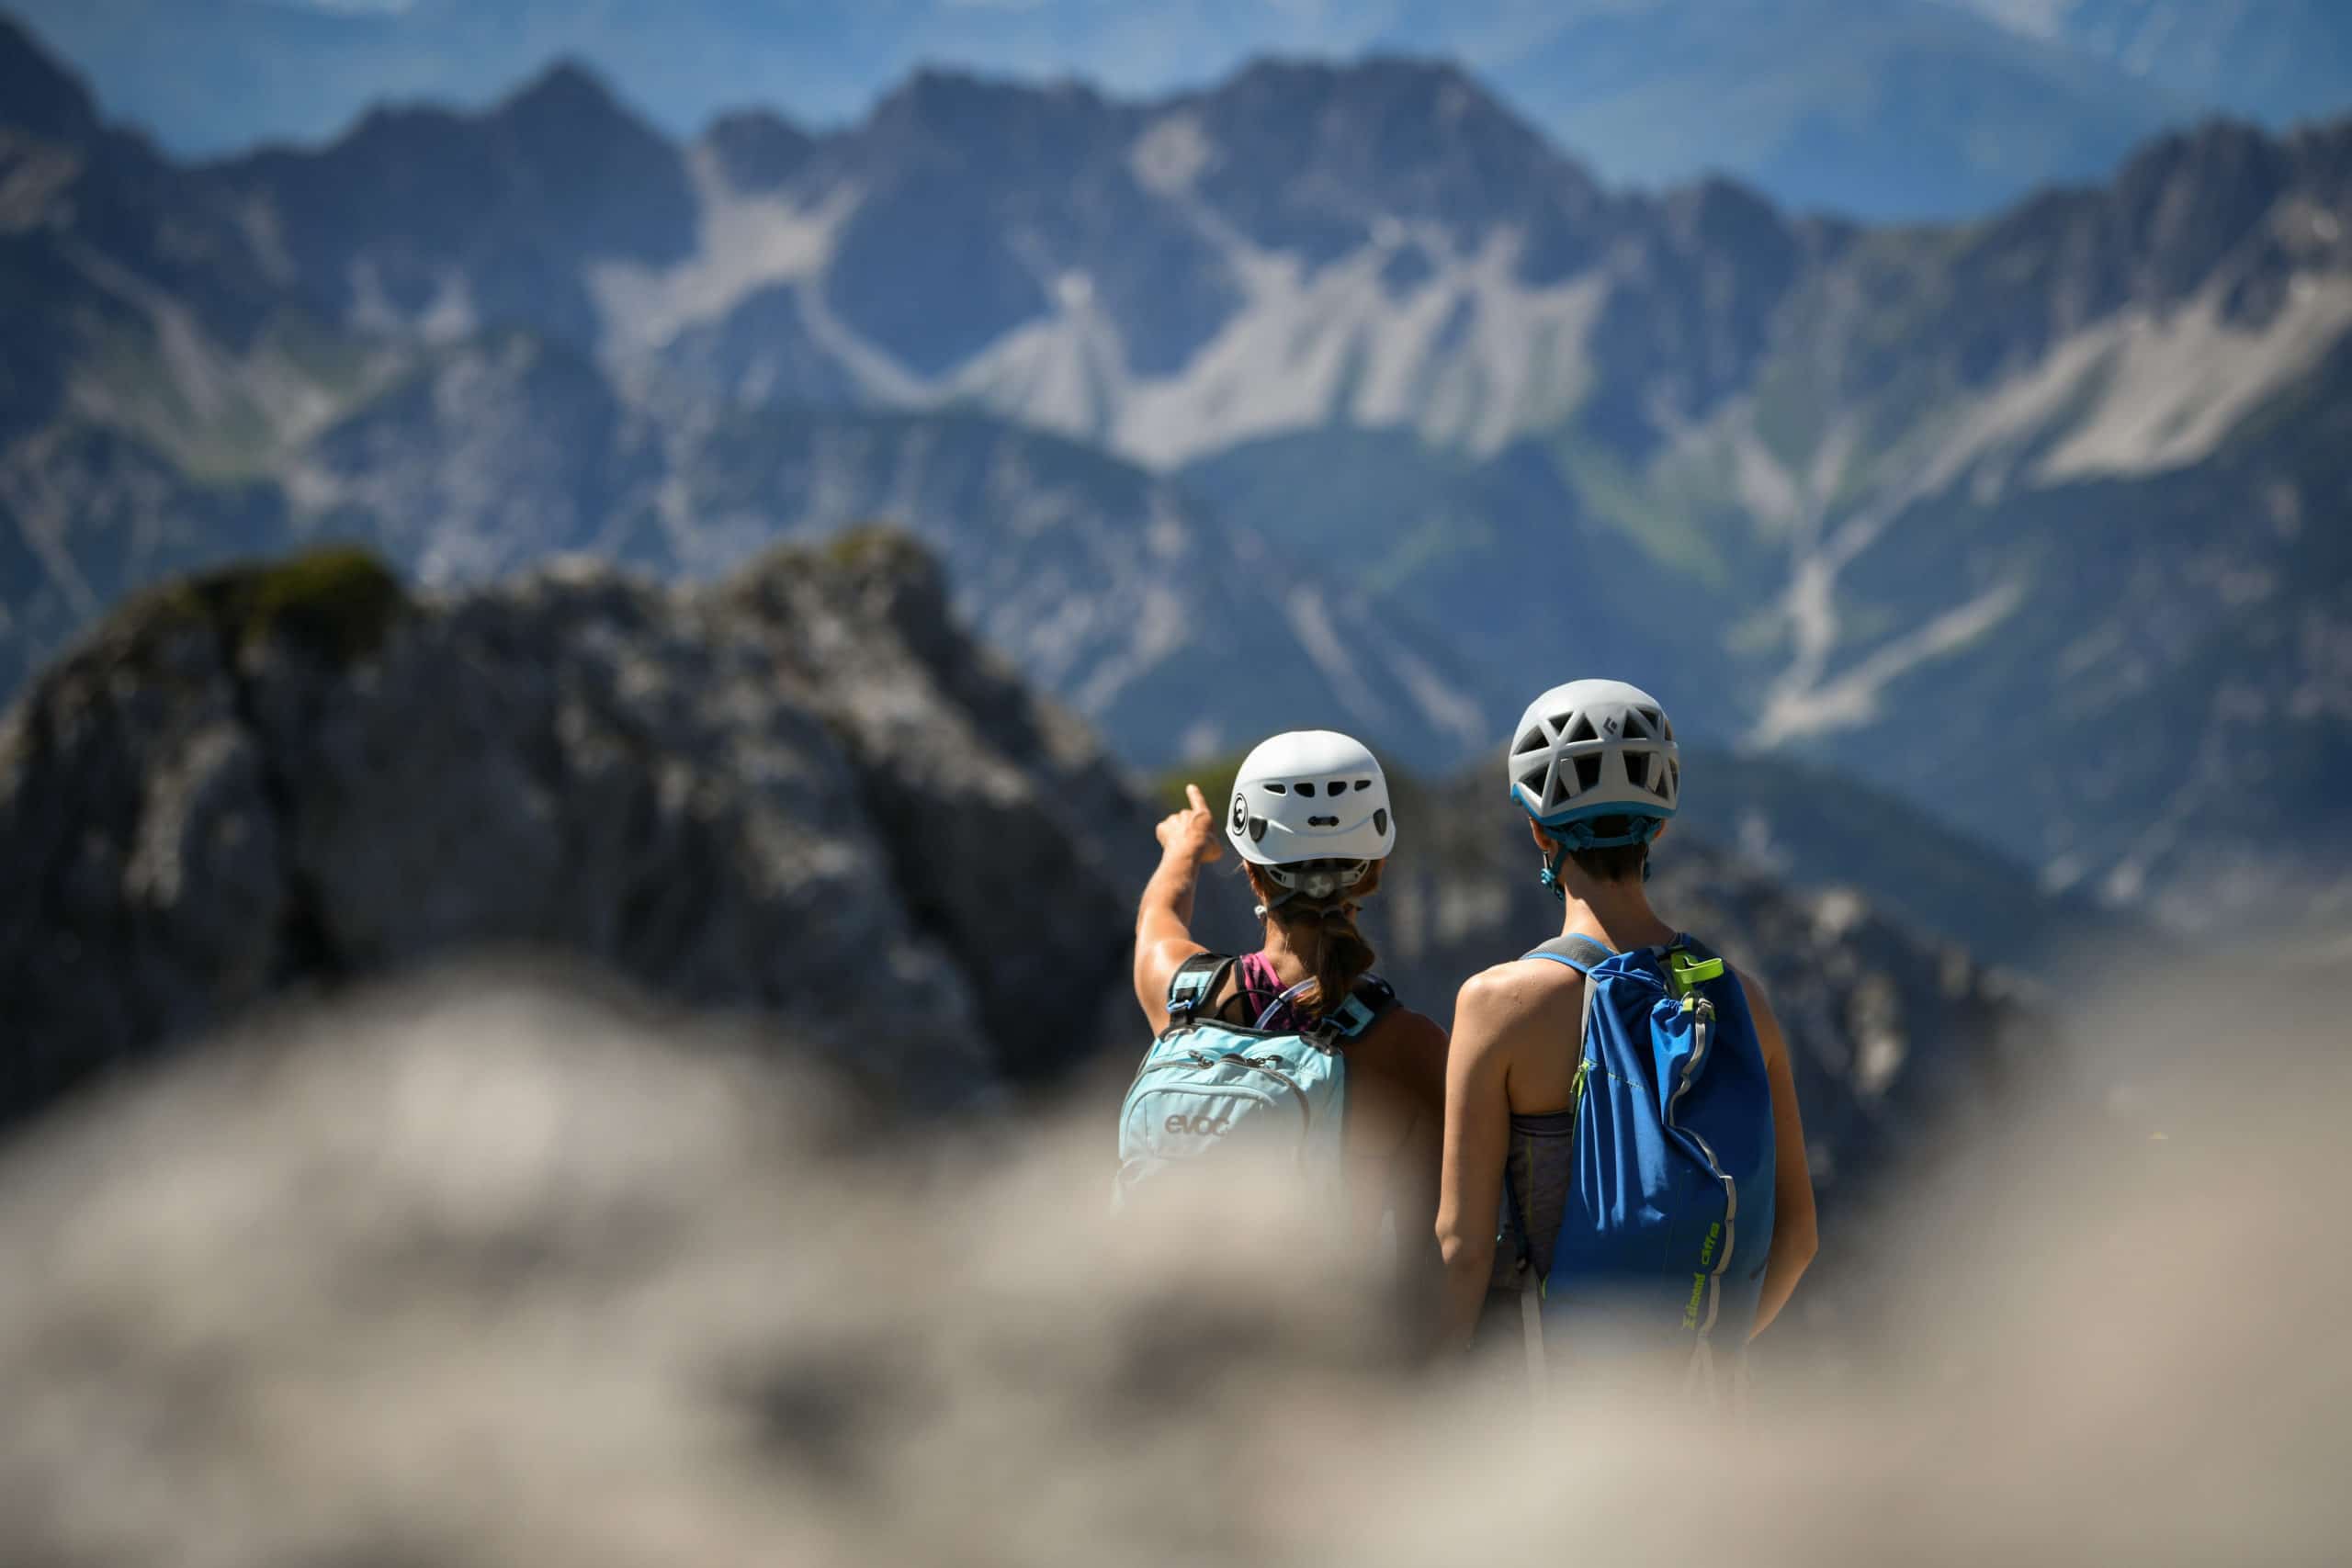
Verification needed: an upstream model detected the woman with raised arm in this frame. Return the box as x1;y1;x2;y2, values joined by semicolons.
1120;732;1450;1293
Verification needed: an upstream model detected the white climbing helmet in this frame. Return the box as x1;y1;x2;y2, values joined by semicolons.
1507;678;1679;844
1224;730;1396;897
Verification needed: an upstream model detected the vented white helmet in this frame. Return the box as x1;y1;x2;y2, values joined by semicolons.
1507;679;1679;846
1225;731;1396;895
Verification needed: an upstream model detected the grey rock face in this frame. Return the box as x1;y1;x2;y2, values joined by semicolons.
0;536;1152;1128
673;406;1498;766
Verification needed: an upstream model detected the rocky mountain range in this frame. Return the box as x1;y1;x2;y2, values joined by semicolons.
2;11;2345;942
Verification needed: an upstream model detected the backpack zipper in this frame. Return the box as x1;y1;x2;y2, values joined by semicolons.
1134;1050;1313;1139
1234;1056;1312;1136
1667;996;1737;1344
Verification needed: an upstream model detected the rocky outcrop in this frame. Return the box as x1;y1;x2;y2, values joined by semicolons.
0;532;1154;1128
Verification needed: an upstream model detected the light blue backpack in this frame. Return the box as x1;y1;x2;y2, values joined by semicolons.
1115;953;1392;1202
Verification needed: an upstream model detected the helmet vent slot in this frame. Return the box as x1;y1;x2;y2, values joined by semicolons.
1353;779;1372;791
1263;782;1287;794
1373;808;1389;836
1634;706;1662;738
1668;760;1680;795
1564;714;1599;744
1624;750;1651;790
1295;781;1317;797
1573;754;1602;793
1516;727;1548;756
1248;817;1268;844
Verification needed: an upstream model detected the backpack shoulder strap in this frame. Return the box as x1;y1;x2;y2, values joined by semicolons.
1521;933;1616;974
1521;936;1611;1063
1304;973;1397;1046
1165;953;1233;1027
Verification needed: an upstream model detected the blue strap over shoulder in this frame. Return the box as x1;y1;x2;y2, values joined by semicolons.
1321;987;1385;1040
1522;933;1616;974
1165;953;1231;1023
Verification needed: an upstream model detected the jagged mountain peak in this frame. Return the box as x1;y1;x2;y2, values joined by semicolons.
700;107;816;193
1205;51;1489;105
1174;50;1608;209
491;56;649;138
0;10;98;144
864;64;1121;144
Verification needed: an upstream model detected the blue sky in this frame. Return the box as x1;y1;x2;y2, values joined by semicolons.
12;1;2345;220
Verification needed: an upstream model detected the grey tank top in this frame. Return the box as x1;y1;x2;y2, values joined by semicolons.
1488;1106;1577;1288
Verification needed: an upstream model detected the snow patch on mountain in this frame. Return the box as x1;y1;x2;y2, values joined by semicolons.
1128;111;1213;196
1284;585;1389;730
1754;577;2030;744
590;147;857;359
1109;227;1602;467
572;115;1607;471
2037;276;2352;480
948;281;1129;441
1912;275;2352;497
1383;644;1491;752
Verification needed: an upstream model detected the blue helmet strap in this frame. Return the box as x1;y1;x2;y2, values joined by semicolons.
1533;815;1662;899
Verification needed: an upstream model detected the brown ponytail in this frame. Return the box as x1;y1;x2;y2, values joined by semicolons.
1249;862;1385;1017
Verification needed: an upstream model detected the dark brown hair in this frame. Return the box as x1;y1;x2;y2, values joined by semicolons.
1551;817;1649;886
1246;861;1385;1017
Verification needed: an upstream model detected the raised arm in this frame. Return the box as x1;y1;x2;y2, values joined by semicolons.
1433;969;1531;1352
1742;974;1817;1338
1132;783;1224;1034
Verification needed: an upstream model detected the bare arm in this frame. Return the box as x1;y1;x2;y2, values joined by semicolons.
1742;975;1817;1338
1434;971;1532;1351
1131;784;1223;1034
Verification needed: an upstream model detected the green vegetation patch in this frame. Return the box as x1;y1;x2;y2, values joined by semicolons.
1544;429;1754;592
138;545;408;667
820;523;933;575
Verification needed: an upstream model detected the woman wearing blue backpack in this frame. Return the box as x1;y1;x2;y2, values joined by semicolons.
1123;731;1451;1280
1433;681;1816;1392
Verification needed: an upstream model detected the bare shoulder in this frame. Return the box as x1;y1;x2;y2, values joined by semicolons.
1730;965;1787;1061
1728;965;1777;1019
1374;1003;1449;1055
1361;1003;1449;1098
1455;956;1582;1042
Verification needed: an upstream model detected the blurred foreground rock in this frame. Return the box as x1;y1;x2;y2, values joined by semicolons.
0;972;2336;1568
